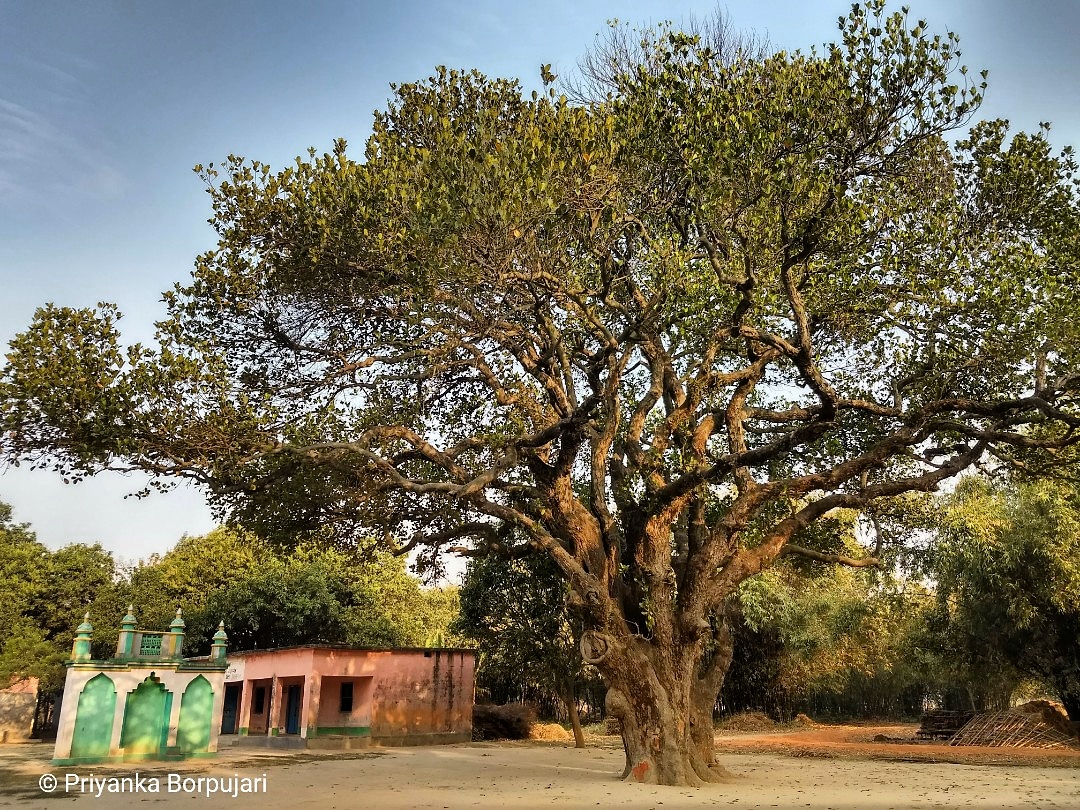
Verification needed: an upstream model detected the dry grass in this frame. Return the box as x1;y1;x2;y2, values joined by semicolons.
529;722;573;741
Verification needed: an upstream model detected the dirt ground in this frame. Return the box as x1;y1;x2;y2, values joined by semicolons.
2;724;1078;809
714;721;1080;767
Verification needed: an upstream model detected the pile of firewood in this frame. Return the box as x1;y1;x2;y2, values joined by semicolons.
916;710;976;739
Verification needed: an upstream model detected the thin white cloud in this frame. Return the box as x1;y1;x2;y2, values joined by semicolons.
0;57;127;207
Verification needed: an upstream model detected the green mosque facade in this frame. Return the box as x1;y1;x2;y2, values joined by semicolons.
52;608;229;765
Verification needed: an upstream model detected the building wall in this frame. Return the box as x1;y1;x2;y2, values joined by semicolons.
232;648;316;681
315;675;372;734
366;649;474;743
225;648;317;737
0;677;38;743
226;647;474;746
52;665;226;764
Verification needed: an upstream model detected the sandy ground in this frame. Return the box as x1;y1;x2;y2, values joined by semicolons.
2;726;1078;809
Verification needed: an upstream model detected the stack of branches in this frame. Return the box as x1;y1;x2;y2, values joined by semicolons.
950;707;1078;749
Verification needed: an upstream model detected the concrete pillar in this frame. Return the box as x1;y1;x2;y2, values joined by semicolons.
208;675;226;752
116;607;136;658
51;669;84;760
210;622;228;663
71;614;93;662
270;676;283;736
238;680;253;736
302;672;321;739
165;674;183;748
108;675;130;756
167;609;186;658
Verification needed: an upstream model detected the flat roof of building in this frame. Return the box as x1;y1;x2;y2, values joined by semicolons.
226;644;476;657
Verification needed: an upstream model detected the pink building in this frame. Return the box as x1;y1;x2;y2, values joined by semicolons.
222;646;474;748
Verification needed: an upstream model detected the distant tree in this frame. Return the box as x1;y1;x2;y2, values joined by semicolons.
0;512;455;685
0;502;47;664
0;502;123;690
0;510;64;689
4;1;1080;784
126;526;265;631
127;529;455;652
193;552;349;651
725;511;940;720
412;584;462;648
928;478;1080;720
455;552;594;747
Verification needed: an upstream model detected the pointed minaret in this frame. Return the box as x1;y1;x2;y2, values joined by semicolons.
116;605;137;658
72;613;93;662
210;621;229;663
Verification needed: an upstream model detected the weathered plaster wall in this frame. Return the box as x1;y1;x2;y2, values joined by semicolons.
245;679;272;735
227;649;317;737
52;666;226;763
234;648;315;680
368;650;474;742
226;647;474;746
0;677;37;743
315;675;372;733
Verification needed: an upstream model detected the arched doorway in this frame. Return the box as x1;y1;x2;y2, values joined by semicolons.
120;675;170;757
177;676;214;753
70;674;116;760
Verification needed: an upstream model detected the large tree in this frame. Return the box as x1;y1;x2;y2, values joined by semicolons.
3;1;1080;785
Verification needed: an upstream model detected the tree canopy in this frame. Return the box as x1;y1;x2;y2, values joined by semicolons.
125;528;458;653
3;1;1080;785
0;515;458;690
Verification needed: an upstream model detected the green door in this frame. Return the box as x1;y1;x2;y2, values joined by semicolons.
120;677;169;757
177;676;214;754
70;674;116;761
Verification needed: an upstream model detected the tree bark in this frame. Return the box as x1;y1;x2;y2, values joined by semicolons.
561;682;586;748
594;636;733;786
1059;688;1080;724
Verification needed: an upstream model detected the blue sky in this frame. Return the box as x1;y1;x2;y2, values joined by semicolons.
2;0;1078;562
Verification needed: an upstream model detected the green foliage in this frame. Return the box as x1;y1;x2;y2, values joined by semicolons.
927;478;1080;719
125;527;265;632
725;548;939;719
125;528;459;653
455;553;600;717
3;2;1080;780
0;502;124;690
0;510;459;692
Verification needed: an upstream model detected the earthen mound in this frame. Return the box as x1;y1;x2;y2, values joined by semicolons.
717;711;777;732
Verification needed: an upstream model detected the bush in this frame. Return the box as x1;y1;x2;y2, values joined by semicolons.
472;703;535;740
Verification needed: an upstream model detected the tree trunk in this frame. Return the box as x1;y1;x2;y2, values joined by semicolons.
594;637;733;787
1059;688;1080;724
561;683;586;749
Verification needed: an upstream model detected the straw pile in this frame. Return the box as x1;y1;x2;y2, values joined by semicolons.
529;722;572;741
